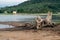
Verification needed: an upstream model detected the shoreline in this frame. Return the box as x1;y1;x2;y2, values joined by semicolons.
0;13;60;16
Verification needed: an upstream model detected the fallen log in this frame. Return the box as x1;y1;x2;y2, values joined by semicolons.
35;11;55;29
0;22;35;29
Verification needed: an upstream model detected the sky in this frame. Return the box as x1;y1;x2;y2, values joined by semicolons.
0;0;27;7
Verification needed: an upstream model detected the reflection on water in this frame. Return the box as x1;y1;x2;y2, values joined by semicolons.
0;15;60;28
0;15;36;22
0;24;14;29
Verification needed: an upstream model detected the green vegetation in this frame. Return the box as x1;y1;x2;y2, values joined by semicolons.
0;0;60;13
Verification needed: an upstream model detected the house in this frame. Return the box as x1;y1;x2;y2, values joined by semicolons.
13;11;17;15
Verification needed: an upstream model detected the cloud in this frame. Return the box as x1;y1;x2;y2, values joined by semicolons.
0;0;27;3
0;0;27;7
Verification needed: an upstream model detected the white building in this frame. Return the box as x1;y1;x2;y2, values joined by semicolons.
13;11;17;15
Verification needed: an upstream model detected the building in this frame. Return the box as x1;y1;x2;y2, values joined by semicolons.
13;11;17;15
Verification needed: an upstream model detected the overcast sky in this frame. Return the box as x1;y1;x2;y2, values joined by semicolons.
0;0;27;7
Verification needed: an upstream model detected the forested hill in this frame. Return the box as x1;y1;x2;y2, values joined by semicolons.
0;0;60;13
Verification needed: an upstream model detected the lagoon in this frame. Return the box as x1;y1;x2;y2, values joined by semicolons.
0;15;60;28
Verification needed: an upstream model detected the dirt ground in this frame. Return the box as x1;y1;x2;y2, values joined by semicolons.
0;24;60;40
0;30;60;40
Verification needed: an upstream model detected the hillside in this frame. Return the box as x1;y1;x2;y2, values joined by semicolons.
0;0;60;13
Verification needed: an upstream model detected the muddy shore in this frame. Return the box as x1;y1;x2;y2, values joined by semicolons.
0;28;60;40
0;23;60;40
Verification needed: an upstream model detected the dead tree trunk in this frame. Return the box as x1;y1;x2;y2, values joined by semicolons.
35;11;54;30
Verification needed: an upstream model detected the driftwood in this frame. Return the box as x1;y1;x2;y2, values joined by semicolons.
0;22;34;29
35;11;55;29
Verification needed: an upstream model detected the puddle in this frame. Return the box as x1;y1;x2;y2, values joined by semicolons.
0;24;14;29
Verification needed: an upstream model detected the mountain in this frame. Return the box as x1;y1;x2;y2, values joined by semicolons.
0;0;60;13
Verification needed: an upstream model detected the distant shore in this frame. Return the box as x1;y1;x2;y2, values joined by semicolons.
0;13;60;15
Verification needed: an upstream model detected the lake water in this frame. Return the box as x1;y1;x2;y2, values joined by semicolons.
0;15;60;29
